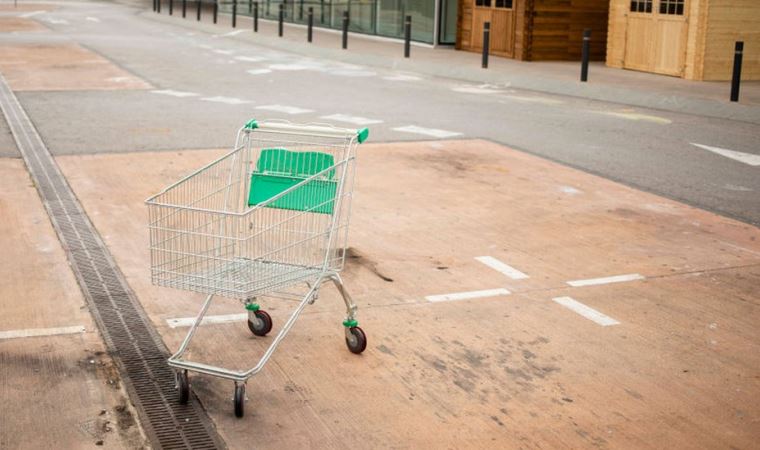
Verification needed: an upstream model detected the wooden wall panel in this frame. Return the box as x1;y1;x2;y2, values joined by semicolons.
606;0;628;68
527;0;609;61
702;0;760;80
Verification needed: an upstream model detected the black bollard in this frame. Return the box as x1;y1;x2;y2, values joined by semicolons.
153;0;156;12
404;15;411;58
196;0;201;20
157;0;161;13
278;3;284;36
342;11;348;49
249;0;252;13
213;0;217;23
253;2;258;31
299;0;303;20
730;41;744;102
182;0;186;17
320;0;324;23
169;0;173;14
266;0;270;15
307;7;313;42
232;0;237;27
482;22;490;69
580;28;591;82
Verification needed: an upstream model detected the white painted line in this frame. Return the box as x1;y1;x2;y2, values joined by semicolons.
247;69;272;75
151;89;200;98
691;143;760;167
383;74;422;81
43;18;69;25
567;273;645;287
320;114;383;125
502;95;563;105
426;288;510;303
452;84;506;95
20;11;46;18
552;297;620;326
559;185;582;195
596;111;671;125
236;56;268;62
328;69;376;77
167;313;247;328
256;104;313;114
268;63;311;71
201;96;252;105
213;49;235;55
392;125;462;139
0;325;86;340
217;30;245;37
85;16;101;22
475;256;529;280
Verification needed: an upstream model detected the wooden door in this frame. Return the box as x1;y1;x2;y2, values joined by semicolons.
470;0;515;57
624;0;688;76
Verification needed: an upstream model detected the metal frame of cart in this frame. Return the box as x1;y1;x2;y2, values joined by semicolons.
145;119;369;417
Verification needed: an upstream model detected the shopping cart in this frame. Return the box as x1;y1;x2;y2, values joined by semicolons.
145;119;369;417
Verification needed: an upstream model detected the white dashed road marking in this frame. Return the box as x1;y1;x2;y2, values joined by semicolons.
213;49;235;55
475;256;529;280
383;74;422;81
166;313;247;328
151;89;200;98
552;297;620;326
393;125;462;139
0;325;86;340
256;104;313;114
85;16;101;22
269;63;311;71
452;84;507;95
201;96;252;105
691;143;760;167
426;288;510;303
502;95;563;105
567;273;645;287
247;69;272;75
216;30;246;37
236;56;268;62
321;114;383;125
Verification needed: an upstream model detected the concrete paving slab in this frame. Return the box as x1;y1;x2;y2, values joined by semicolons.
0;158;148;449
56;139;760;448
0;43;151;91
0;16;49;32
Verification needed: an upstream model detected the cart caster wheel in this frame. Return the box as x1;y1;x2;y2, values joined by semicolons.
345;326;367;354
177;370;189;405
248;310;272;336
234;383;245;418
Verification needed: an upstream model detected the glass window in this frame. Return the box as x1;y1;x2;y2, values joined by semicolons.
630;0;652;13
495;0;512;8
659;0;684;15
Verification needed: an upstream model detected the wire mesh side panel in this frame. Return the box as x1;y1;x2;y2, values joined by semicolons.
147;127;358;300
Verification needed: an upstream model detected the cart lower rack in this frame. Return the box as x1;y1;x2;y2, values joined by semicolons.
146;119;369;417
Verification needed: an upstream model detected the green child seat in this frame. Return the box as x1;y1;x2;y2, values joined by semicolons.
247;148;338;214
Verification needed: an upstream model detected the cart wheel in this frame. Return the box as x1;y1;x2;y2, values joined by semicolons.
234;383;245;418
177;370;189;405
247;310;272;336
345;326;367;354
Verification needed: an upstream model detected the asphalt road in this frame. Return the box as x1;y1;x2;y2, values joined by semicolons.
3;0;759;225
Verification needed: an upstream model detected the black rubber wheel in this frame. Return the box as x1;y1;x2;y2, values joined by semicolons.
177;370;189;405
345;326;367;354
247;310;273;336
234;383;245;418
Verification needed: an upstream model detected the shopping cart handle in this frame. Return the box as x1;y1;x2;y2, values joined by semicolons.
243;119;369;144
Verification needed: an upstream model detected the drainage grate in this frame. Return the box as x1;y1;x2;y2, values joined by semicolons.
0;73;225;450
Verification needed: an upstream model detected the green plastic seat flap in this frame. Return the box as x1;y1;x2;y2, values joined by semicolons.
248;149;338;214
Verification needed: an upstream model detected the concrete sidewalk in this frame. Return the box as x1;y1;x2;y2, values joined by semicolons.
146;7;760;124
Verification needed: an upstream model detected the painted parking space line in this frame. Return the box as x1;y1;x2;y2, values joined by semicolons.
247;69;273;75
552;297;620;326
426;288;510;303
320;114;383;125
392;125;462;139
151;89;200;98
475;256;529;280
166;313;247;329
691;143;760;166
0;325;86;340
567;273;645;287
201;96;252;105
256;104;313;114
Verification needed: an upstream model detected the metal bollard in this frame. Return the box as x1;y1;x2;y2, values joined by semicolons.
320;0;324;23
299;0;303;20
232;0;237;27
342;11;348;49
404;15;411;58
153;0;156;12
266;0;270;15
482;22;490;69
580;28;591;82
730;41;744;102
213;0;217;23
157;0;161;13
253;2;258;31
249;0;252;13
278;3;284;37
182;0;187;17
196;0;201;20
169;0;173;15
307;7;313;42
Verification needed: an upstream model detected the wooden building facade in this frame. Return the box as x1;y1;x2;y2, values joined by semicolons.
607;0;760;80
456;0;610;61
